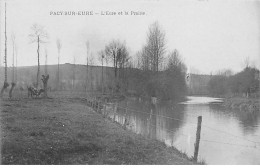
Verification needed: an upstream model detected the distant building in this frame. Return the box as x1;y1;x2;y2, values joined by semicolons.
187;73;211;95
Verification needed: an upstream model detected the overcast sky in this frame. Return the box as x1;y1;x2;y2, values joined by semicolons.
0;0;259;74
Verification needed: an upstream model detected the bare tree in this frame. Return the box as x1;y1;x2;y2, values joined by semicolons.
104;40;129;92
167;49;187;73
167;50;181;69
56;38;62;90
85;41;89;93
139;46;150;71
243;56;250;68
11;34;15;82
44;47;48;75
1;3;9;97
15;40;18;82
136;22;166;73
72;56;76;90
146;21;166;73
99;49;110;94
98;50;106;95
29;24;48;88
88;52;94;94
9;33;16;98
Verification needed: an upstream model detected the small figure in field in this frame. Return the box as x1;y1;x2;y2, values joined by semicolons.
27;74;49;98
27;86;44;98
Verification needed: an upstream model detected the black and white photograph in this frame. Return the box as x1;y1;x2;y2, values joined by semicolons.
0;0;260;165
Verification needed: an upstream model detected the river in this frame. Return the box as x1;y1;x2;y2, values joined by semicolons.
105;96;260;164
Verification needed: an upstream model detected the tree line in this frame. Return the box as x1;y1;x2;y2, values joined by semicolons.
1;17;188;100
207;66;260;97
100;22;188;100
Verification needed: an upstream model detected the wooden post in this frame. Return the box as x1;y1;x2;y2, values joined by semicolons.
194;116;202;162
113;102;117;122
123;101;128;129
148;109;153;138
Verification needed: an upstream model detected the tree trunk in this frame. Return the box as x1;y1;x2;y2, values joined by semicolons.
36;35;40;88
42;75;49;98
102;58;104;95
1;3;9;98
0;82;9;97
86;62;88;93
9;82;16;98
57;55;60;90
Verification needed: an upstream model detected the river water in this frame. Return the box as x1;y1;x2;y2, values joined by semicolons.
106;96;260;164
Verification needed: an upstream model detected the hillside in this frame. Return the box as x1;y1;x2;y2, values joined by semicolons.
1;64;211;96
0;64;115;92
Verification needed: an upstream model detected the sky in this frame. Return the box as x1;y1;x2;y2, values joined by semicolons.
0;0;260;74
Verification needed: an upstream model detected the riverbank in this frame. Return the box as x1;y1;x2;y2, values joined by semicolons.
1;97;197;164
223;97;260;113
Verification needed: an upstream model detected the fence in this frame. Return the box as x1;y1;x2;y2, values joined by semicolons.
84;96;260;162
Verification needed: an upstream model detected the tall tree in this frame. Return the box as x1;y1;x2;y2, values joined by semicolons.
11;34;15;82
15;39;18;82
146;21;166;73
9;33;16;98
72;56;76;90
44;47;48;75
0;2;9;97
85;41;89;93
162;50;187;99
29;24;48;88
88;53;94;94
104;40;129;92
167;49;187;72
56;38;62;90
243;56;250;69
139;46;150;71
98;50;106;95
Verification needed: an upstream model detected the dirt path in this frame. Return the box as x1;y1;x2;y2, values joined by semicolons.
1;97;196;164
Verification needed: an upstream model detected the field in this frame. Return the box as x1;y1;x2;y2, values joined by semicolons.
0;91;196;165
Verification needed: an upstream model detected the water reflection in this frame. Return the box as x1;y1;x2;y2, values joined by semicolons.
234;110;260;136
114;99;186;143
150;101;185;143
209;103;260;135
105;96;260;164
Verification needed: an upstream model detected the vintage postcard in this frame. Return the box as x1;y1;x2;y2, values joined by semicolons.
0;0;259;165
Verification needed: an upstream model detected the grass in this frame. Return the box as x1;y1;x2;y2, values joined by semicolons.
0;94;198;165
223;96;260;113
